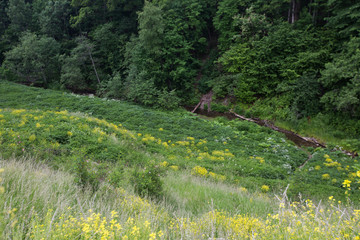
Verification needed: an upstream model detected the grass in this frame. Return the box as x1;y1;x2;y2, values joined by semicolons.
0;156;170;239
163;172;277;217
1;157;360;239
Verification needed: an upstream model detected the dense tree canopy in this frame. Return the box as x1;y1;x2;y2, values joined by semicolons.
0;0;359;117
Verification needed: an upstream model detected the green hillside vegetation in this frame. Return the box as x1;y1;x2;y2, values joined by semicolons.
2;81;360;201
0;83;359;238
1;158;359;239
1;0;360;237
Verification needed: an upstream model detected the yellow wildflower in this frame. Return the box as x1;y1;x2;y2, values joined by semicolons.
322;174;330;180
170;165;179;171
261;185;270;193
191;166;208;177
342;179;351;188
29;134;36;142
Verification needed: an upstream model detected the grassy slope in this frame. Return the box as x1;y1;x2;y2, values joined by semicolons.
0;81;360;238
1;157;359;239
0;81;359;200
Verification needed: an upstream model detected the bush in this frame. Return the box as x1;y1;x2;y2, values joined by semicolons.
73;154;100;192
211;103;229;113
131;163;164;199
157;89;181;110
108;163;125;187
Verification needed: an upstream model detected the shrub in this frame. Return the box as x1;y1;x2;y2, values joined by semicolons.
131;163;164;199
211;103;229;113
73;154;100;192
108;163;124;187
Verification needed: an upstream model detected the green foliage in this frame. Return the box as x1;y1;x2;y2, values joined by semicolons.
1;82;360;203
290;149;360;201
320;37;360;116
326;0;360;38
73;154;100;191
157;89;181;110
38;0;72;39
6;0;32;33
216;43;257;102
4;32;60;86
213;0;250;51
217;21;334;105
131;163;164;199
232;6;270;42
90;23;127;75
291;72;322;118
0;0;359;124
123;0;206;108
137;1;164;53
99;72;124;98
108;162;124;187
60;36;100;92
211;103;229;113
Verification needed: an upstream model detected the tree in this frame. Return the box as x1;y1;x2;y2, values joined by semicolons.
326;0;360;38
213;0;251;52
232;7;270;42
320;37;360;116
90;23;127;75
6;0;32;33
4;32;60;86
123;1;166;106
60;36;101;92
39;0;72;40
0;0;10;63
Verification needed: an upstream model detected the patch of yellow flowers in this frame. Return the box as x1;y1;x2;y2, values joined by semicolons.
191;166;226;182
28;197;360;240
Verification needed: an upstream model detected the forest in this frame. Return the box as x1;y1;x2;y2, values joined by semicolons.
1;0;360;118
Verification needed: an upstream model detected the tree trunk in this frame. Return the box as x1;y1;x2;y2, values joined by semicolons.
88;49;101;85
289;0;301;24
291;0;296;23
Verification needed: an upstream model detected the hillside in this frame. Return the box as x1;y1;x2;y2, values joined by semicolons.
0;82;360;238
2;81;360;199
1;0;360;142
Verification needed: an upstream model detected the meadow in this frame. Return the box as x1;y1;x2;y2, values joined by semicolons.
0;81;360;239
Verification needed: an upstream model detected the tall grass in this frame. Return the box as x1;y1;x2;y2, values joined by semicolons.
163;172;276;217
1;157;360;239
0;156;169;239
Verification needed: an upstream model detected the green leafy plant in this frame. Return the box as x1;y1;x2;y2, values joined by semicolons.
73;154;100;192
131;163;164;199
